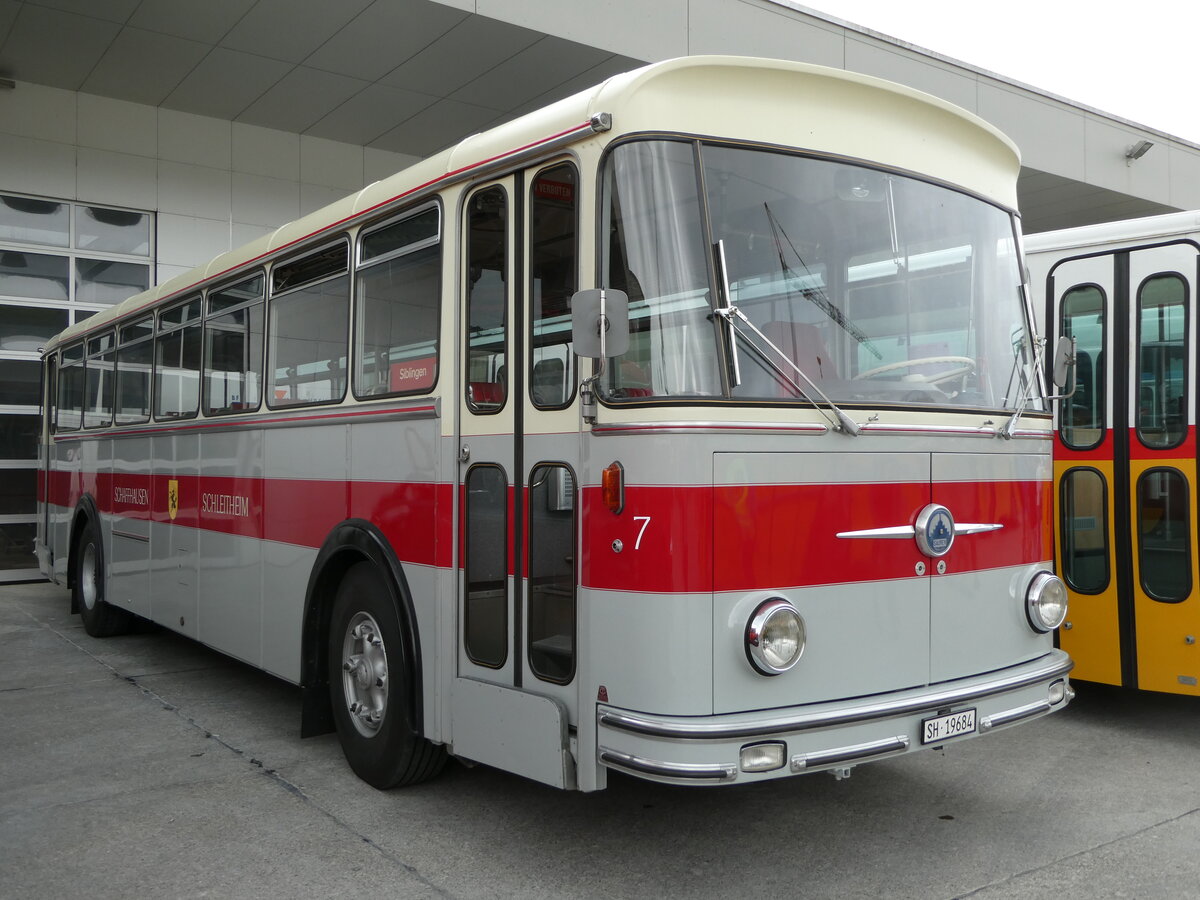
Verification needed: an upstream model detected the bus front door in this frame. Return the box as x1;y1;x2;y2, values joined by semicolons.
1053;242;1200;694
452;173;576;788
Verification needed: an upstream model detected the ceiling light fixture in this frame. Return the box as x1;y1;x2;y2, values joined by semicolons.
1125;139;1154;164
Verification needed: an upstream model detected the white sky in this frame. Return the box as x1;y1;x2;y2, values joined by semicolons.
800;1;1200;145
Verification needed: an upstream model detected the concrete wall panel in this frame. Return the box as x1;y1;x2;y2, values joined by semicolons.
688;0;843;68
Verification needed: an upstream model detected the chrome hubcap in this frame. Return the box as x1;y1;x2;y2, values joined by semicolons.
340;612;388;737
80;543;98;611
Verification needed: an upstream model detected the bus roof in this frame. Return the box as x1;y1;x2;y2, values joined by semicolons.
1024;209;1200;255
47;54;1021;352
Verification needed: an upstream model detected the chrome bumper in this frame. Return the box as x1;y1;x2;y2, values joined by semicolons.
597;650;1073;785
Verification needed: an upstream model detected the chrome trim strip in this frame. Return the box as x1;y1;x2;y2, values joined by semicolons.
837;526;915;539
591;421;829;436
52;400;439;442
856;423;1051;439
979;699;1053;731
598;748;738;782
954;523;1004;535
111;529;150;543
791;735;910;771
590;421;1049;439
838;522;1002;540
597;651;1072;741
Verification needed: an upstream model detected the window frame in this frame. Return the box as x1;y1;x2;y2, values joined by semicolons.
114;314;154;427
1059;465;1110;595
1058;282;1108;451
153;295;203;422
463;185;509;416
203;271;266;417
267;238;351;410
528;161;580;412
1136;466;1192;603
1134;271;1189;452
351;201;443;402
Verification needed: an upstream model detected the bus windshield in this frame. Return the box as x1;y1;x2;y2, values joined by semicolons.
601;140;1041;412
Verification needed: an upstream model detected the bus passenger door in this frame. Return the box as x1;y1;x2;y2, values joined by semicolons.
452;172;578;789
1051;253;1122;685
1052;243;1200;694
520;161;581;717
1123;243;1200;694
457;180;517;690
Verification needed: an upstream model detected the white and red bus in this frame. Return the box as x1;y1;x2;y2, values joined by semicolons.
37;56;1073;791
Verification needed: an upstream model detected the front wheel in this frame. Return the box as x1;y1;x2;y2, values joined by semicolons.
73;519;133;638
328;562;446;789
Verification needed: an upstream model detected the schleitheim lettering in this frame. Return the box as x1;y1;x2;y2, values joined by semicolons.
201;492;251;517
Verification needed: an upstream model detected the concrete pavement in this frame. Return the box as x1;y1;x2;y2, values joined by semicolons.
2;579;1200;899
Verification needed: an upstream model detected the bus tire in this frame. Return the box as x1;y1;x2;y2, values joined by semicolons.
328;562;446;789
74;519;133;638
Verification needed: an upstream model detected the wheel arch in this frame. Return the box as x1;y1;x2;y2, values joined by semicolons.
66;494;101;615
300;519;425;740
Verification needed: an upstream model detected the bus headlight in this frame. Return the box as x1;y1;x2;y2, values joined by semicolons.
746;598;806;675
1026;571;1068;633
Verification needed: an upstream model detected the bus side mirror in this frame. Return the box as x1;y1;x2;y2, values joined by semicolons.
1052;335;1075;389
571;289;629;359
1046;335;1077;401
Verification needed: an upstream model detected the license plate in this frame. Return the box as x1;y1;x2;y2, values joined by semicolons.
921;708;977;744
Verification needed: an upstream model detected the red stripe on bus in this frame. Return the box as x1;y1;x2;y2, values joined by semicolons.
49;472;1049;591
581;479;1050;592
1054;427;1197;460
1053;430;1114;460
1126;426;1196;460
49;471;453;569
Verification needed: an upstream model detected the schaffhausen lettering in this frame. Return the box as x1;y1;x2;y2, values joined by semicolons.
114;487;149;506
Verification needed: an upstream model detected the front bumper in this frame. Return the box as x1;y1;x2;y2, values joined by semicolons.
597;650;1073;785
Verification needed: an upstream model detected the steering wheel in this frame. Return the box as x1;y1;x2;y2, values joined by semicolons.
853;355;976;386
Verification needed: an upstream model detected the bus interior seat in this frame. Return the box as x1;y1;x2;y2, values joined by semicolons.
762;321;836;382
532;358;564;405
468;381;504;406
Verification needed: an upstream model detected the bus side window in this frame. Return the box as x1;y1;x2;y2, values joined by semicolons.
269;242;349;408
154;297;201;420
529;163;577;409
465;186;507;413
464;464;508;667
1136;273;1187;449
116;316;152;425
527;463;576;683
57;343;84;432
1060;284;1106;449
205;274;265;415
83;331;115;429
354;205;441;398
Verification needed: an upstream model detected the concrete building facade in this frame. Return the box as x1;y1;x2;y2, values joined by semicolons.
1;0;1196;580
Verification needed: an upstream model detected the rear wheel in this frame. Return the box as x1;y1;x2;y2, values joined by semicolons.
74;519;133;638
328;562;446;788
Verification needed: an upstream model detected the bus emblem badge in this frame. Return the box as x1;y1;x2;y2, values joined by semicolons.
168;479;179;521
915;504;954;557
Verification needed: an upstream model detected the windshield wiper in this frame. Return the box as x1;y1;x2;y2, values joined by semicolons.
713;241;860;436
763;203;883;362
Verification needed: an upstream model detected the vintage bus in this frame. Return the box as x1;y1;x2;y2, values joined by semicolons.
37;56;1073;792
1028;210;1200;696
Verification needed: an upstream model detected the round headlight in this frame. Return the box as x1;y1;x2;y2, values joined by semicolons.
1026;571;1068;633
746;599;806;675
